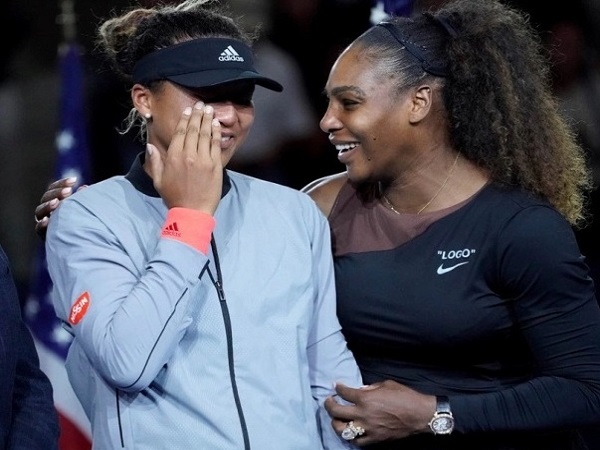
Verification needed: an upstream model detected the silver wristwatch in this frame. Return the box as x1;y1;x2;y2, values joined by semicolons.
428;395;454;435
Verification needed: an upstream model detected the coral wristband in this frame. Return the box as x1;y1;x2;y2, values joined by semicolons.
161;207;215;254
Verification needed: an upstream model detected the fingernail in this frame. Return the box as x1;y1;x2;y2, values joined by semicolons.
204;105;213;114
60;187;72;196
146;143;153;155
183;106;192;115
194;101;204;110
66;177;77;184
49;198;58;206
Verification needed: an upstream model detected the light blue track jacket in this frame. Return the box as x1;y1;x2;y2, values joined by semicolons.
45;156;362;449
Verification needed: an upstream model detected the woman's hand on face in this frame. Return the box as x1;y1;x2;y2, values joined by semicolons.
34;177;81;239
146;101;223;215
324;380;436;446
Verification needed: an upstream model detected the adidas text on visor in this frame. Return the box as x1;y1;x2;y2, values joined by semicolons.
132;38;283;92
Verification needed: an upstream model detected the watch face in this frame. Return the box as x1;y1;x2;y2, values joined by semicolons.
431;415;454;434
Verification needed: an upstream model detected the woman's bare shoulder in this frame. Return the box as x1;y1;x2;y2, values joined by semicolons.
301;172;348;217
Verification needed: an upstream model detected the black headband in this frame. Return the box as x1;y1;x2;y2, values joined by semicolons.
377;21;450;77
132;38;283;91
424;12;458;38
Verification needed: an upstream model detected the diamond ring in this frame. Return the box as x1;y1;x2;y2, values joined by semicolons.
341;421;365;441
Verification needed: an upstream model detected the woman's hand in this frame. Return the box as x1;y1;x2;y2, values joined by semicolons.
324;380;436;446
34;176;80;239
145;102;223;215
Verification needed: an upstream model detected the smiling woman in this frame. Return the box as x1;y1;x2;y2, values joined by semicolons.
303;0;600;449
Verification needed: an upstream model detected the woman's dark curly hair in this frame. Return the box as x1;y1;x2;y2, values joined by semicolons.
353;0;592;226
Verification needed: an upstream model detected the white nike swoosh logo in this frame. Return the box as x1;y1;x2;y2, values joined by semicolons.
436;262;469;275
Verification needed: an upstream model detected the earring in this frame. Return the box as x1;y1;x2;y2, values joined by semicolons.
144;113;152;119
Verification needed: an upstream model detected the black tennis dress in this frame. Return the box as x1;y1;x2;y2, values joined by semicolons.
329;181;600;450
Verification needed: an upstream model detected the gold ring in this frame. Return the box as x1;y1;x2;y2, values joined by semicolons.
341;421;365;441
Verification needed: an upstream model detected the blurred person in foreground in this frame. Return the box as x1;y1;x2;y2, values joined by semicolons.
0;241;59;449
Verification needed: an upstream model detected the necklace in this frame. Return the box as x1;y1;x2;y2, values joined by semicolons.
382;152;460;215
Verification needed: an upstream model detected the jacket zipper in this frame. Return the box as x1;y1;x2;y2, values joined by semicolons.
209;235;251;450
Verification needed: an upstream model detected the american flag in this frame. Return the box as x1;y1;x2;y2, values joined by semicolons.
25;41;92;450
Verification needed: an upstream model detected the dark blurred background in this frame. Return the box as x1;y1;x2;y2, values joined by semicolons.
3;0;600;342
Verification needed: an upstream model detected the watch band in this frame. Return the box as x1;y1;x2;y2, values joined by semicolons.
436;395;451;413
428;395;455;435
